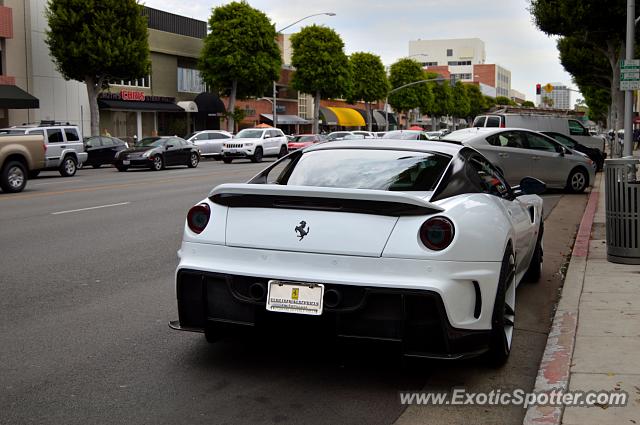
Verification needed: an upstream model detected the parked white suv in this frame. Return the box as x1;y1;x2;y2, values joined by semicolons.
0;122;87;177
221;128;288;163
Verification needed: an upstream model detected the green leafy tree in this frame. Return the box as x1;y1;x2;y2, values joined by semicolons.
522;100;535;107
466;84;488;118
484;96;497;110
199;1;281;132
431;80;454;129
388;59;431;129
530;0;640;132
451;81;470;129
348;52;389;131
46;0;150;136
291;25;350;134
495;95;513;106
542;96;554;107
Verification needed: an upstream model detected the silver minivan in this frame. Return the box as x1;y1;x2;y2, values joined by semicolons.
442;127;596;193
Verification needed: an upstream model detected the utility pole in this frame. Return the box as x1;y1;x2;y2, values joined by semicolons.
624;0;635;157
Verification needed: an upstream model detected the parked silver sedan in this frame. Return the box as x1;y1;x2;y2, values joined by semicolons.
185;130;232;160
442;128;596;193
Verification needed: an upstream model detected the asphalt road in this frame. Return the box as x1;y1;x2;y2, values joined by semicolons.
0;159;586;425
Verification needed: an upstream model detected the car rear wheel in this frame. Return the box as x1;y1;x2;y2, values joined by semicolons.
524;221;544;283
1;160;27;193
251;147;263;163
222;158;233;164
187;152;199;168
59;156;77;177
278;145;288;158
116;165;128;172
486;245;516;366
566;168;588;193
150;155;163;171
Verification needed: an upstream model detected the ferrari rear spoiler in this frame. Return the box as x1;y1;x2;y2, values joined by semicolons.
209;184;444;216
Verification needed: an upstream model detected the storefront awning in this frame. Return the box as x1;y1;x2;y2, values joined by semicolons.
319;107;338;126
261;114;310;125
327;107;366;127
98;99;184;112
177;101;198;113
372;110;387;127
376;110;397;126
0;85;39;109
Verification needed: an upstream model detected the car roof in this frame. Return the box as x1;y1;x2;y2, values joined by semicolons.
442;127;554;143
305;139;464;156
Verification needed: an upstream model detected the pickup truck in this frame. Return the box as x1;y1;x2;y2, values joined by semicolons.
0;135;46;193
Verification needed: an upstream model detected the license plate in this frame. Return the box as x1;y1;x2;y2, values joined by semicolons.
123;160;130;165
228;149;237;154
266;280;324;316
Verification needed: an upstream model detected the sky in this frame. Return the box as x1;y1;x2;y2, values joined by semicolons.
143;0;577;104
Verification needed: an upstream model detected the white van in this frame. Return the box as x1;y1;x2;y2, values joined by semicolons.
472;113;606;152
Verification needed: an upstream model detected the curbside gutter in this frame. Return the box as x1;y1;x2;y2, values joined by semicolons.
522;184;600;425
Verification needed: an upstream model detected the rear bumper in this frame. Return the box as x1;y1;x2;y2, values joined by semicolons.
173;242;502;358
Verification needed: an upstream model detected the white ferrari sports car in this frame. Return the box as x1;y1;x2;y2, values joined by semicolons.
170;140;545;365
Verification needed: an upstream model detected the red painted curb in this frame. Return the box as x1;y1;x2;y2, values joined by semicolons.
523;187;599;425
572;189;599;257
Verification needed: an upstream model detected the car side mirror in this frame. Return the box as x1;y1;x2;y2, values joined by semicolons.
264;134;271;139
166;144;174;149
514;177;546;196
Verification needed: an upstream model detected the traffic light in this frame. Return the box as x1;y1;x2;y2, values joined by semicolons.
536;84;541;95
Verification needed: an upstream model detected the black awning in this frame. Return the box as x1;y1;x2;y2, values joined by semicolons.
98;99;183;112
0;85;39;109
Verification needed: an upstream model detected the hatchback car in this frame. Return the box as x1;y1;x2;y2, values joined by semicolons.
83;136;128;168
541;131;606;171
114;136;200;171
442;128;596;193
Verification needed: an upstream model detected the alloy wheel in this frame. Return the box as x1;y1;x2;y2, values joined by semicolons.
7;166;25;189
571;172;586;191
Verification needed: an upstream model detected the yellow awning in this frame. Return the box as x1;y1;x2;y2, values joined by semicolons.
327;107;365;127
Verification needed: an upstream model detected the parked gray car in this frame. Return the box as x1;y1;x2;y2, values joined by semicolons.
441;127;596;193
185;130;232;160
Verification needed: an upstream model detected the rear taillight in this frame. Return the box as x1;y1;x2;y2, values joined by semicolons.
500;122;505;128
419;217;455;251
187;203;211;234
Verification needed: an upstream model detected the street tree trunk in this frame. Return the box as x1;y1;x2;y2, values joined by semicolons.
366;102;372;132
227;79;238;133
85;76;102;137
313;91;321;134
604;41;624;156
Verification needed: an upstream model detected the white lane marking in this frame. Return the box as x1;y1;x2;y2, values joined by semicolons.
51;202;131;215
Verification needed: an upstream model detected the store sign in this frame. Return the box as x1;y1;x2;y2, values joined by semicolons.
120;90;145;101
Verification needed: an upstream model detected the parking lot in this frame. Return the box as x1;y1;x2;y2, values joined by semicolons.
0;159;587;425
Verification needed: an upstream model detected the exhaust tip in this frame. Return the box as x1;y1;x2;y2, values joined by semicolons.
249;282;267;301
324;289;341;308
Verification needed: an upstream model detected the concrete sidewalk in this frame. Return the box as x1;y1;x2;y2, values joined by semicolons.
524;173;640;425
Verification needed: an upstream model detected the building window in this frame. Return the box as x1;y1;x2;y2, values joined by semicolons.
177;67;206;93
446;49;453;57
112;75;151;88
447;60;471;66
451;73;472;82
422;62;438;67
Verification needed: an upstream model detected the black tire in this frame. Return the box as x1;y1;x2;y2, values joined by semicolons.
524;221;544;283
28;170;40;179
92;163;101;169
278;145;288;158
59;156;77;177
1;160;27;193
250;147;263;163
116;165;129;172
486;245;516;367
566;168;588;193
222;158;233;164
187;152;199;168
150;155;163;171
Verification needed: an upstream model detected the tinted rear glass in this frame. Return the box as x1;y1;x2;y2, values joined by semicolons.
486;117;501;127
283;149;451;191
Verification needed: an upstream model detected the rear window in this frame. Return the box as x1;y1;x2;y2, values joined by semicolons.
0;129;27;135
382;131;420;140
282;149;451;191
472;116;486;127
486;116;501;127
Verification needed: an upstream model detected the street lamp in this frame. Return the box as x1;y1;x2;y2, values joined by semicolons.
272;12;336;129
384;77;445;131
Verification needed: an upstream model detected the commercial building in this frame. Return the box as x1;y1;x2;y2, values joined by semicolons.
538;82;571;109
3;2;223;141
409;37;516;100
